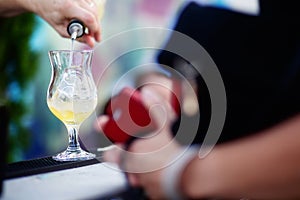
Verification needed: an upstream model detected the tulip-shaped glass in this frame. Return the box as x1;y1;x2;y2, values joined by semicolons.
47;50;97;161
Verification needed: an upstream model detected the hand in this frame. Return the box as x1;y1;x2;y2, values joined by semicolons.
101;87;182;199
25;0;101;47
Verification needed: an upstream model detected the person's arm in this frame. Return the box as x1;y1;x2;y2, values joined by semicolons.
0;0;27;16
0;0;101;47
100;84;300;199
181;114;300;199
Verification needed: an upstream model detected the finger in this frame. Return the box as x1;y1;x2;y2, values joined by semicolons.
82;0;102;42
78;35;95;47
127;173;140;187
93;27;101;42
102;144;123;163
73;0;99;21
79;2;100;39
140;88;172;129
94;115;109;132
83;0;100;20
74;21;101;46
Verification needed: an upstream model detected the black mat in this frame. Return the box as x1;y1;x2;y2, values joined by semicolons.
4;156;101;179
4;155;149;200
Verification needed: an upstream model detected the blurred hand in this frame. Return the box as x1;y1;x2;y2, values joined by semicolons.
98;87;182;199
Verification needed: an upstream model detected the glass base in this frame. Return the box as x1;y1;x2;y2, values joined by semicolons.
52;148;96;162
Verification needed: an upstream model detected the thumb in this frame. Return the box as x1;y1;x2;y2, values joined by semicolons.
140;88;174;130
94;115;109;133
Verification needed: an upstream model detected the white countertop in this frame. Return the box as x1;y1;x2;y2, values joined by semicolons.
1;162;127;200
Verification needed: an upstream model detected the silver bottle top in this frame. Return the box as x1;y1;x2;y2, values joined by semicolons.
67;20;85;39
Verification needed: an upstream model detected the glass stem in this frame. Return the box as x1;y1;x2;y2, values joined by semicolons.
66;125;81;152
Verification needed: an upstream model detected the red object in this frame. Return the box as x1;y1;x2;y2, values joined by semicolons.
103;82;182;143
103;87;154;143
170;79;182;116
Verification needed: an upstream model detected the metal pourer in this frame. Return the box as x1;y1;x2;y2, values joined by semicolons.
67;20;85;40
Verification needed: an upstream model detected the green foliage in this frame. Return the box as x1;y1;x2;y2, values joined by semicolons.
0;13;39;162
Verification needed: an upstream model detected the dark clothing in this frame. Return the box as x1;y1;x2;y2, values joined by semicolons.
157;1;300;144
